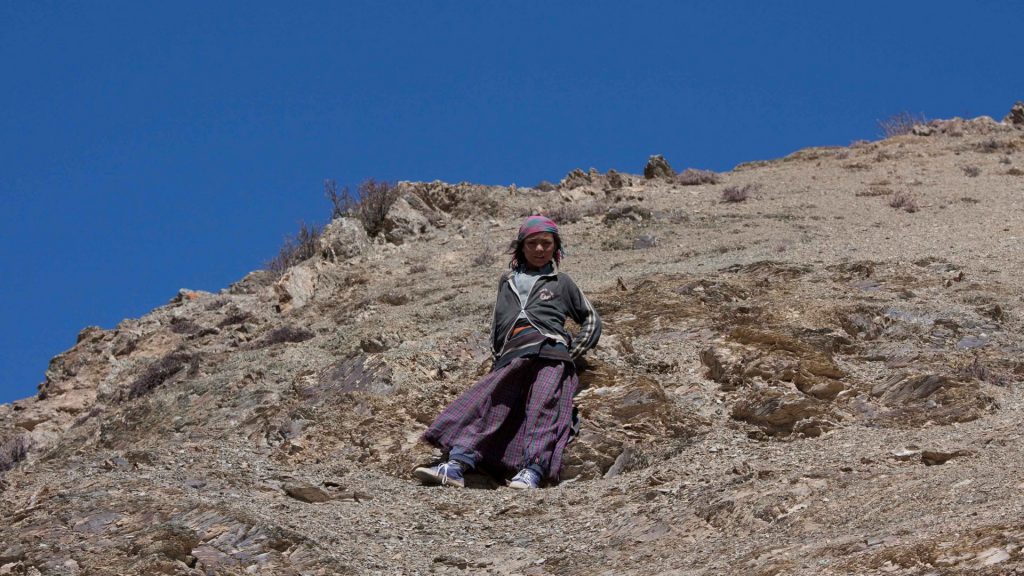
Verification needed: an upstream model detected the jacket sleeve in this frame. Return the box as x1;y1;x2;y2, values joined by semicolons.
564;276;602;359
489;273;508;360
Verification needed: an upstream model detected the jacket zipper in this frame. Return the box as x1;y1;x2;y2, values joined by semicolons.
497;272;565;352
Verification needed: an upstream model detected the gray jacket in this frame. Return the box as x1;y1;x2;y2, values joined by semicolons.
489;268;602;361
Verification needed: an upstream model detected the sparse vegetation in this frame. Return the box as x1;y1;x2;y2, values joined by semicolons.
217;310;254;328
676;168;720;186
721;184;759;203
203;298;229;311
856;187;893;197
0;435;31;474
168;317;202;335
325;178;401;237
540;200;608;225
409;263;429;274
976;138;1004;154
129;350;199;399
963;165;982;177
472;248;497;268
878;112;928;138
546;204;583;224
258;326;316;347
266;222;322;277
378;291;410;306
889;192;919;213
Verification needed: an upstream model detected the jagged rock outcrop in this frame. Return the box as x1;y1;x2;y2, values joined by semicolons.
1005;101;1024;125
643;154;675;179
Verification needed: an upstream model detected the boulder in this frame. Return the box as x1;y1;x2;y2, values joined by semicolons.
382;196;432;245
283;481;332;503
318;217;369;262
731;387;832;437
643;154;675;179
273;266;317;313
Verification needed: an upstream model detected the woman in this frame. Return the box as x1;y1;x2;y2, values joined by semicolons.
414;215;602;489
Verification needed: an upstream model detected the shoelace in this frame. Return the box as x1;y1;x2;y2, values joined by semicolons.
513;469;539;487
437;462;461;485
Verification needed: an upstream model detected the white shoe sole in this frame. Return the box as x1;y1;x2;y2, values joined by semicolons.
413;467;465;488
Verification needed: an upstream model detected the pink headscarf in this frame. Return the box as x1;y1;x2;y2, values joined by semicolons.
517;215;560;242
510;215;565;269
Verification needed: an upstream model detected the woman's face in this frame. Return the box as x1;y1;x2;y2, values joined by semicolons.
523;232;556;269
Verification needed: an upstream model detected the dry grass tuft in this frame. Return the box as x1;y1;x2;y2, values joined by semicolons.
379;291;411;306
878;112;927;138
266;222;322;277
325;178;401;237
889;192;919;213
129;350;199;399
257;326;315;348
721;184;760;203
472;249;497;268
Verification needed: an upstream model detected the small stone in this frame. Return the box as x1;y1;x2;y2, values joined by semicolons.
633;234;658;250
956;335;988;349
283;481;332;503
891;449;920;461
921;450;960;466
975;546;1011;566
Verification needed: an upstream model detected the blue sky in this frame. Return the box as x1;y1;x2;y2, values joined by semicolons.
2;2;1021;404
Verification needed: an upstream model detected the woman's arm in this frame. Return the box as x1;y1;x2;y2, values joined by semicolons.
564;277;602;359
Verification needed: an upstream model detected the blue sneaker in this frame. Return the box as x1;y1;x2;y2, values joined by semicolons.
413;461;466;488
508;468;541;489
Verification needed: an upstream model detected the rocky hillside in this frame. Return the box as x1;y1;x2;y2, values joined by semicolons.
2;106;1024;575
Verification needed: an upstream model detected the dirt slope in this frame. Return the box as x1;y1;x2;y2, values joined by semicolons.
2;111;1023;575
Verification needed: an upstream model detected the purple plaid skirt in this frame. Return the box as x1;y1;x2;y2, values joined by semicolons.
422;357;578;482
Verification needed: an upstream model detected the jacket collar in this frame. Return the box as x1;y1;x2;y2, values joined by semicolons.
513;262;558;277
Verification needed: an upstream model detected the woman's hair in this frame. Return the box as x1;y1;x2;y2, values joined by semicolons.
507;233;563;270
